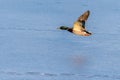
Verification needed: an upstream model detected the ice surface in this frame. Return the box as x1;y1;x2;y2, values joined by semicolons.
0;0;120;80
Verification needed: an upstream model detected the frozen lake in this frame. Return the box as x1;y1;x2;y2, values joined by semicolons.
0;0;120;80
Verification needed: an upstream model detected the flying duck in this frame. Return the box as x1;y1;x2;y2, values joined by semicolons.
58;10;92;36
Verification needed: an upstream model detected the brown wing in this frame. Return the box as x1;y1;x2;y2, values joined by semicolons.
77;10;90;22
73;10;90;31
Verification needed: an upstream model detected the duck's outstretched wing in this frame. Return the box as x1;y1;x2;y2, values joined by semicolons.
77;10;90;22
73;10;90;31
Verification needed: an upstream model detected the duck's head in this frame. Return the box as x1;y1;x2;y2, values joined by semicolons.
57;26;69;30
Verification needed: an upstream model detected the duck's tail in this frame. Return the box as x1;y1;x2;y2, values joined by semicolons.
57;26;69;30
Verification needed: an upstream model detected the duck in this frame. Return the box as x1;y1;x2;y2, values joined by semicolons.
58;10;92;36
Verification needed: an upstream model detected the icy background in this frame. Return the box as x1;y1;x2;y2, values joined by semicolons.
0;0;120;80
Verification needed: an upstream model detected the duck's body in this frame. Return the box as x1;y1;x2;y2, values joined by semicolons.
58;10;92;36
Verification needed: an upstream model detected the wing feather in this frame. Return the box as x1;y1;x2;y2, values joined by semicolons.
77;10;90;22
73;10;90;31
